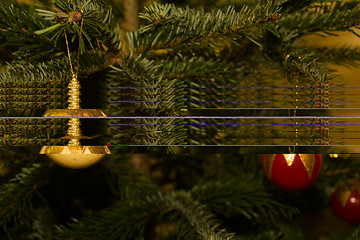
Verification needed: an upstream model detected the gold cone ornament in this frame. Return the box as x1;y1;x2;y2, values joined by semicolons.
40;74;110;169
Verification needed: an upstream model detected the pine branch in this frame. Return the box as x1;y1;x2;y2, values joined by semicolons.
108;62;185;112
107;56;238;146
235;227;304;240
191;180;300;220
279;0;315;14
283;48;336;81
1;94;66;109
280;2;360;36
1;60;69;85
54;189;234;240
0;53;107;115
27;207;54;240
108;55;233;110
125;2;280;53
53;176;298;240
0;162;50;227
318;156;360;187
306;45;360;68
1;52;107;86
166;191;234;240
103;155;157;201
0;118;66;146
305;1;360;14
285;51;339;89
107;56;188;146
53;193;171;240
35;0;113;54
1;138;65;146
0;2;56;61
160;56;232;80
350;226;360;240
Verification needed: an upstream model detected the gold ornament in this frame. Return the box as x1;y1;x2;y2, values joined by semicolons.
40;74;110;169
40;22;111;168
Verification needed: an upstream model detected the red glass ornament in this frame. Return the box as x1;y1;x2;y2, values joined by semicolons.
261;154;322;190
331;180;360;224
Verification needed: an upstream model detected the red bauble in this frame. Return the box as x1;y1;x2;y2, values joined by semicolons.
331;180;360;224
261;154;322;190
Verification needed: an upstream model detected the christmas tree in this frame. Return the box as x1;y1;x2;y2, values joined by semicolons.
2;0;360;239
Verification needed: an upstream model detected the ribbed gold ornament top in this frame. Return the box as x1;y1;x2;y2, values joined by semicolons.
43;75;106;117
68;74;80;110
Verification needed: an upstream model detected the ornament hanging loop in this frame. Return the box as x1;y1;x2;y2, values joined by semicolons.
64;16;84;77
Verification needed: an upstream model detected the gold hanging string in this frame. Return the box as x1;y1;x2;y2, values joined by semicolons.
76;16;85;75
64;15;84;76
64;29;74;76
293;75;299;152
288;108;292;154
63;14;85;109
295;79;299;146
288;75;299;154
285;54;295;154
63;15;85;146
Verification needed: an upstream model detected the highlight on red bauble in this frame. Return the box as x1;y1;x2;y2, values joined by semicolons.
261;154;322;190
331;180;360;224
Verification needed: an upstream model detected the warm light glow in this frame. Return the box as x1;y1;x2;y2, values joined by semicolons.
350;197;357;203
283;154;296;166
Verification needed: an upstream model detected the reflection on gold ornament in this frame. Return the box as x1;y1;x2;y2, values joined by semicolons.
282;154;317;178
283;154;296;166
